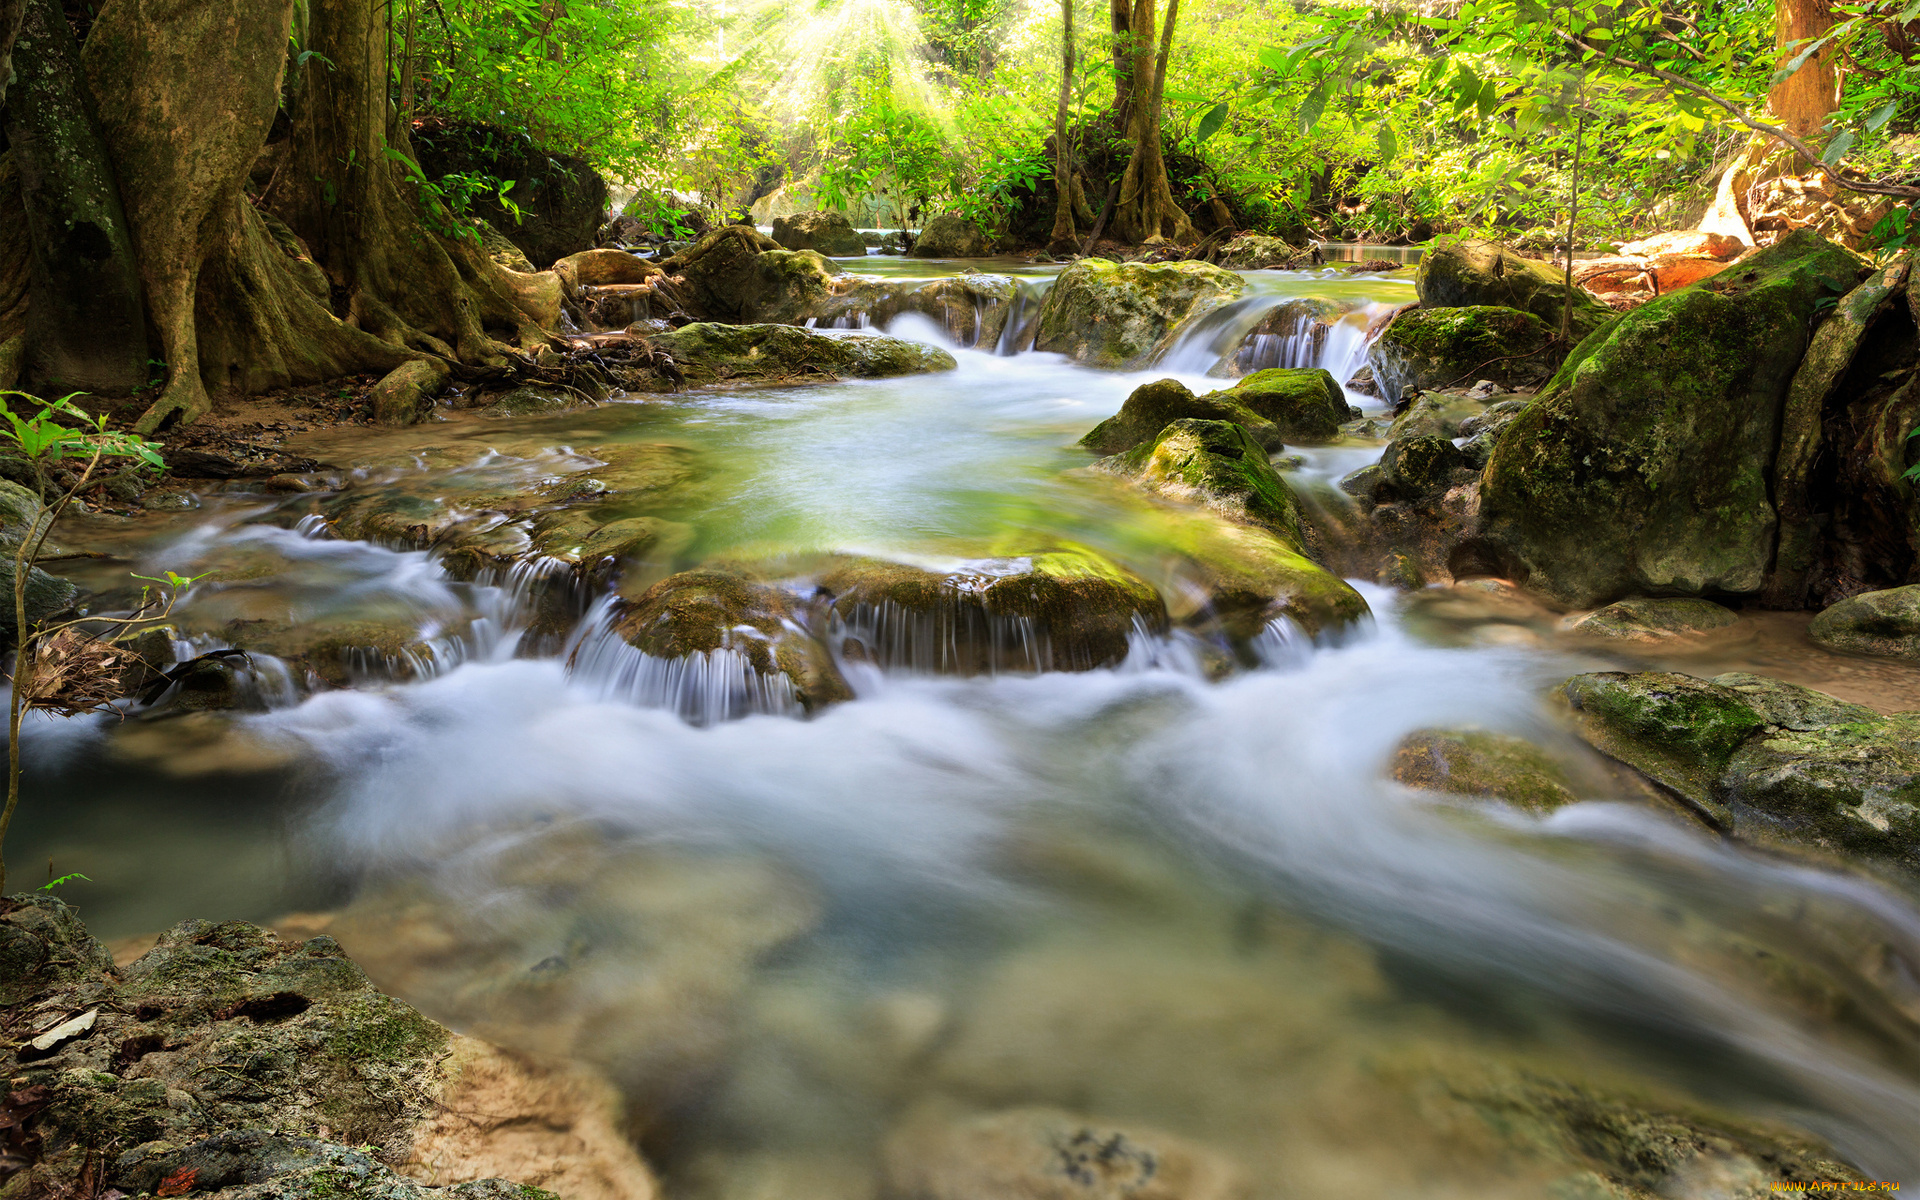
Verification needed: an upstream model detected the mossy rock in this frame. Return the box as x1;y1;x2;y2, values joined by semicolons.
1562;597;1738;642
1138;503;1371;642
1415;238;1614;342
1562;671;1767;822
1033;259;1245;369
1378;435;1467;498
877;274;1020;348
1808;584;1920;659
649;322;957;383
0;557;77;651
1216;233;1304;270
475;385;589;418
1200;367;1345;444
210;616;441;688
1477;230;1870;606
1720;712;1920;871
664;227;845;324
1079;377;1283;454
819;550;1168;674
609;569;850;711
1100;418;1305;546
475;220;536;273
1391;729;1580;813
1366;306;1557;404
910;214;995;258
771;210;866;257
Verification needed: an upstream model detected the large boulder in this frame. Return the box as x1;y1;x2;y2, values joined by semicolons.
1098;419;1305;546
1079;378;1284;454
1765;259;1920;608
1564;670;1920;873
1560;596;1738;642
1365;306;1557;404
1415;238;1614;342
410;119;609;268
771;210;866;257
1215;233;1304;270
820;551;1167;674
1474;230;1869;606
645;323;956;383
1217;367;1346;443
911;214;995;258
0;896;657;1200
1034;259;1245;369
656;226;846;324
1808;584;1920;659
606;569;850;712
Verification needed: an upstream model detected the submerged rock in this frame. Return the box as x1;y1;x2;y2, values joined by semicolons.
0;895;656;1200
647;323;957;383
772;210;866;257
1475;230;1869;606
1079;378;1284;454
1808;584;1920;659
819;551;1167;674
881;1105;1247;1200
1034;259;1244;369
1560;597;1739;642
609;569;850;712
1366;306;1557;404
1415;238;1614;342
911;214;995;258
1563;669;1920;873
1099;419;1305;545
1391;729;1580;813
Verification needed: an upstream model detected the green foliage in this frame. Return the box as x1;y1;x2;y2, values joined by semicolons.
39;872;90;891
0;391;165;500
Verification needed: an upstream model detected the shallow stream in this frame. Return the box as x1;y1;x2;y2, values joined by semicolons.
14;259;1920;1195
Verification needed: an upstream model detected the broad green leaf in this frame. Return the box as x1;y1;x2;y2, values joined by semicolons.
1378;123;1398;163
1256;46;1290;73
1514;0;1549;23
1297;83;1328;132
1196;102;1230;143
1821;129;1856;166
1867;101;1899;132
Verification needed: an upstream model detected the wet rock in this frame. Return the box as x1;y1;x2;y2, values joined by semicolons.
1560;597;1739;642
1214;232;1303;270
1379;435;1466;498
1476;230;1870;607
1415;238;1614;342
874;274;1018;347
910;214;994;259
1034;259;1245;369
1367;306;1557;404
647;323;956;383
1098;419;1304;545
1079;378;1283;455
1719;713;1920;870
210;616;443;689
657;227;834;324
1563;669;1920;872
0;556;76;651
1144;506;1370;641
1808;585;1920;659
820;551;1168;674
1209;368;1345;444
554;247;662;290
772;211;866;257
369;360;450;426
1563;672;1767;821
1391;729;1580;813
474;385;593;418
610;569;850;711
0;896;654;1200
881;1105;1247;1200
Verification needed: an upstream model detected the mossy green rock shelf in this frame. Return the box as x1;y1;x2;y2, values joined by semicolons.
1034;258;1244;369
1477;230;1869;607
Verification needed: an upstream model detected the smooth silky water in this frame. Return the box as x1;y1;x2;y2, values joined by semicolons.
14;261;1920;1195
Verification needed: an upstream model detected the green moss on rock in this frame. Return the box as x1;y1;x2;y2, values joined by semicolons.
1079;377;1283;454
1415;239;1615;343
1366;306;1557;404
1478;230;1870;606
1808;584;1920;659
1101;418;1305;545
1561;598;1738;642
1033;259;1245;369
649;322;956;383
1201;367;1346;443
1392;729;1580;813
1563;671;1766;822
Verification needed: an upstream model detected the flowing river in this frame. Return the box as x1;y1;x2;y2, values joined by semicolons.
13;258;1920;1195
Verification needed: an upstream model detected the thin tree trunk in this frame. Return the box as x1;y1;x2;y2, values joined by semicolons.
1771;0;1836;140
0;0;24;107
1108;0;1132;132
4;0;149;394
397;0;420;132
1047;0;1078;255
1562;104;1581;343
1109;0;1193;245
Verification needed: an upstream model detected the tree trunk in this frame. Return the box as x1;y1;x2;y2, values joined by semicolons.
1047;0;1078;255
4;0;149;394
1771;0;1836;140
1108;0;1132;132
1108;0;1194;245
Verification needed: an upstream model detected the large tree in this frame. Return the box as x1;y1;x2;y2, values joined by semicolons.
1047;0;1078;254
1770;0;1836;140
0;0;559;429
1108;0;1193;245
